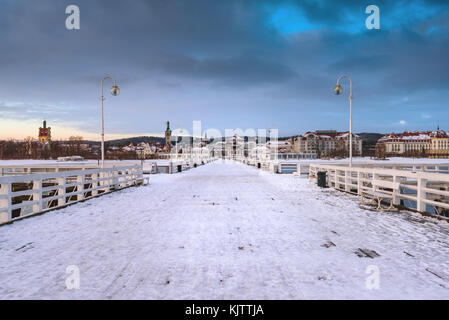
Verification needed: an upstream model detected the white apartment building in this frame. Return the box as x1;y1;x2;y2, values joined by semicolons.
293;130;362;156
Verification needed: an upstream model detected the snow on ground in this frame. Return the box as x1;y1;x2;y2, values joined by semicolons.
0;160;449;299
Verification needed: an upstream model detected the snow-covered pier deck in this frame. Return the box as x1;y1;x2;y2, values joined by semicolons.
1;160;449;299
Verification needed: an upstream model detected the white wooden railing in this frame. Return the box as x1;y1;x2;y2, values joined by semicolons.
309;164;449;219
344;163;449;174
244;160;449;176
0;164;148;225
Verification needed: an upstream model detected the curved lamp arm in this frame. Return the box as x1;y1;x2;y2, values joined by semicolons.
335;75;352;99
101;75;117;99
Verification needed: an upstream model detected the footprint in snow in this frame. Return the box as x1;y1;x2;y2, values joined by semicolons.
354;248;380;258
16;242;34;252
321;241;336;248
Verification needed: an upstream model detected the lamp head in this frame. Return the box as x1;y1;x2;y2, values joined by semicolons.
333;84;343;95
110;85;120;96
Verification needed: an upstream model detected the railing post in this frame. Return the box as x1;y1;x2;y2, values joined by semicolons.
108;170;112;190
32;179;42;213
123;168;128;187
134;167;138;185
57;177;66;206
393;175;401;206
417;176;428;212
334;169;337;189
121;169;126;187
121;169;126;188
107;170;112;190
373;173;378;192
0;182;12;223
345;170;350;192
92;173;98;196
113;168;119;189
357;170;362;195
77;174;85;201
99;170;109;193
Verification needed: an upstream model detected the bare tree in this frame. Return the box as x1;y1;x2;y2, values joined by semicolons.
375;143;386;159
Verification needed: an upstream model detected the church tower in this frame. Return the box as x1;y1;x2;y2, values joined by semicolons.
165;121;172;152
38;120;51;144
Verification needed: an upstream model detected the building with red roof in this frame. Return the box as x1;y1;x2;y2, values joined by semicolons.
376;128;449;158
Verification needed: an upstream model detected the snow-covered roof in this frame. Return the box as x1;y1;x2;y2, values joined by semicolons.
430;130;449;138
300;131;360;140
378;131;439;142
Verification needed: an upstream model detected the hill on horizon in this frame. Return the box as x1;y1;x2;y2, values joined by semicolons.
36;132;385;147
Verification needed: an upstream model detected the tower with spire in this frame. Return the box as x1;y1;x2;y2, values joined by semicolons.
201;132;208;147
164;121;172;152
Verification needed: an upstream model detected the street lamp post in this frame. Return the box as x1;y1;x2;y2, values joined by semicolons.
173;130;181;161
334;75;353;167
140;148;144;167
100;76;120;167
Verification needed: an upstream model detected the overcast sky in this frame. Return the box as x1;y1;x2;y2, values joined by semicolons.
1;0;449;140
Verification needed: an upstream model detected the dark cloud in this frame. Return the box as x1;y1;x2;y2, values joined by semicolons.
0;0;448;137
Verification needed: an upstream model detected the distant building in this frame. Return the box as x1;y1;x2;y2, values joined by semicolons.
38;120;51;144
225;134;244;160
377;128;449;158
293;130;362;157
266;140;293;153
209;141;226;158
